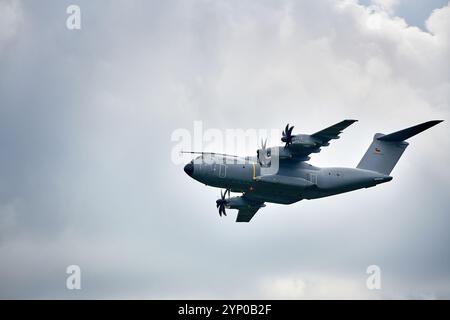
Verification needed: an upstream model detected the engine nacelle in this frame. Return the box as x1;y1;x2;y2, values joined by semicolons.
257;146;292;160
291;134;320;147
226;196;265;210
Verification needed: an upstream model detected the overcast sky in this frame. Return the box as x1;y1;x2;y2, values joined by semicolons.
0;0;449;299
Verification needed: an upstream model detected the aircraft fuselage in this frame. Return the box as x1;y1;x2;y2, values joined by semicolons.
184;155;392;205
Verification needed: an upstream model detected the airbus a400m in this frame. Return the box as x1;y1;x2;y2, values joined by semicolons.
183;120;442;222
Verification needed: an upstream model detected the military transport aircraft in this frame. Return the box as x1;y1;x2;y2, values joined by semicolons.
183;120;442;222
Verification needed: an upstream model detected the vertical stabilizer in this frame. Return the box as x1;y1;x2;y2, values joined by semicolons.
357;120;443;175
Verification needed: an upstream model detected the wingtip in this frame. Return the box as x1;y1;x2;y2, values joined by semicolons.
427;120;444;126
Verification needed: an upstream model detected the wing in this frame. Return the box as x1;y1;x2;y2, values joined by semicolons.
288;119;358;161
236;206;261;223
311;119;358;143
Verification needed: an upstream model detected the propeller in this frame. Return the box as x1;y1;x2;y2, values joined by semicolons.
281;124;295;148
216;189;230;217
258;138;271;167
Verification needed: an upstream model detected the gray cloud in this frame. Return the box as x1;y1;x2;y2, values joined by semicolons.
0;0;449;299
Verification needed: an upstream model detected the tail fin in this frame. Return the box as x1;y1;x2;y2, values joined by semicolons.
357;120;443;175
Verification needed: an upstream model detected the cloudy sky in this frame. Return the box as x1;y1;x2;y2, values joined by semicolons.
0;0;449;299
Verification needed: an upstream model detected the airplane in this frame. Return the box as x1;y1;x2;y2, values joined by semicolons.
183;120;443;222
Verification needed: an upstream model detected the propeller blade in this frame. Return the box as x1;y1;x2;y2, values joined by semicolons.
288;125;294;135
282;123;295;148
216;190;230;217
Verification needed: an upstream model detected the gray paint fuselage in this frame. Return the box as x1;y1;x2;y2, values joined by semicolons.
186;155;392;205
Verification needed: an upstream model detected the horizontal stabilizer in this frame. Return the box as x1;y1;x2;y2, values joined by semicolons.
378;120;443;142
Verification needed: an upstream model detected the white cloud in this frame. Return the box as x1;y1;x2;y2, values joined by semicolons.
426;2;450;38
0;0;449;299
263;277;307;299
370;0;400;14
0;0;22;51
261;274;380;299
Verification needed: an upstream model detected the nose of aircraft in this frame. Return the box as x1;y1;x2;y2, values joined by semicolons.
184;162;194;176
